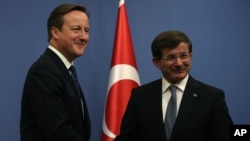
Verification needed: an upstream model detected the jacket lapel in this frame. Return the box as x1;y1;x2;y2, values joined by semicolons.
44;49;86;116
171;76;200;140
44;49;78;92
150;79;169;141
43;48;91;137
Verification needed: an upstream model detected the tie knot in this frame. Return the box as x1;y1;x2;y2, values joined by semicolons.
69;65;76;72
169;85;177;93
69;65;77;79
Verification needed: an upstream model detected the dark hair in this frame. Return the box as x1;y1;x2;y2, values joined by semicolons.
151;30;192;59
47;3;90;42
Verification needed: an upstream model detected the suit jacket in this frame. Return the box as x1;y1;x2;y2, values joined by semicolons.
115;76;233;141
21;49;91;141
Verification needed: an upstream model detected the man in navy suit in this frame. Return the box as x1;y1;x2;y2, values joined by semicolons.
20;4;91;141
115;30;233;141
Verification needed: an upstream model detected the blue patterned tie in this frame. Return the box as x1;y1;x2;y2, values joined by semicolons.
69;65;85;118
69;65;81;95
165;85;177;140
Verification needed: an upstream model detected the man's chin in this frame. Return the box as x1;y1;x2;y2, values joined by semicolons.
172;75;186;82
76;50;85;56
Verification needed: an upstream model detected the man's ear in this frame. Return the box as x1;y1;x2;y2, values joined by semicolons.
152;57;161;70
51;27;59;39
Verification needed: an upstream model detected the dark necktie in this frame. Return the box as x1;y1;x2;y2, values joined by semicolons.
69;65;81;96
69;65;85;117
69;65;91;136
165;85;177;140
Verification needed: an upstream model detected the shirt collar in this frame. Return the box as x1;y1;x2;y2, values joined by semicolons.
162;74;189;94
48;45;73;69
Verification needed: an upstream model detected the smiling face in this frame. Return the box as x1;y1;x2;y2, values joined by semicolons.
153;42;192;84
50;10;89;62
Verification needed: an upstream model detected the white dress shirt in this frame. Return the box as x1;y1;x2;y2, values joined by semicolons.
48;45;73;69
162;74;189;122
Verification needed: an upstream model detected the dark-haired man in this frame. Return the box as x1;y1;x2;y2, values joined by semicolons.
21;4;91;141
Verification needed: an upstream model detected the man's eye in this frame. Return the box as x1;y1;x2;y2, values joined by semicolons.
181;54;188;59
84;28;89;33
167;55;175;60
71;27;81;32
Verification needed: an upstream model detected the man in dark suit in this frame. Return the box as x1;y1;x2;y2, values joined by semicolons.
115;30;233;141
20;4;91;141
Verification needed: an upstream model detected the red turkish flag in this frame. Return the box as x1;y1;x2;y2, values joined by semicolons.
101;0;140;141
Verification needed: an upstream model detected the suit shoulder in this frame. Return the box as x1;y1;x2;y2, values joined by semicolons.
28;50;66;75
197;80;223;92
192;78;225;99
28;57;57;75
24;53;67;86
